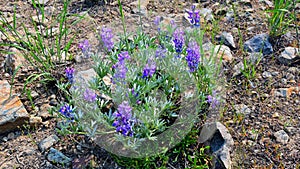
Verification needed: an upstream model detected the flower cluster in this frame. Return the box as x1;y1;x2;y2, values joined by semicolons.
59;104;74;121
186;41;200;72
83;88;97;102
154;16;161;26
100;27;114;52
65;67;75;84
112;101;134;137
155;46;167;58
142;59;156;78
207;91;219;109
78;39;91;58
112;52;131;84
173;28;185;55
186;5;200;27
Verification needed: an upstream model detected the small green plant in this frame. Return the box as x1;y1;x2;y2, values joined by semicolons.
55;3;221;169
0;0;84;106
266;0;296;37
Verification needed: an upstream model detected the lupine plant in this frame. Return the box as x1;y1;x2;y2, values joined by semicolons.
56;3;221;168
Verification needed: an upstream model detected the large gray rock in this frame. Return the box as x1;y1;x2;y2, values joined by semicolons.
47;147;72;166
199;122;234;169
244;33;273;56
0;80;29;134
277;47;299;65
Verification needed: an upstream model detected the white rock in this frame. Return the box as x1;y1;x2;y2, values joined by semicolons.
274;130;289;144
277;47;299;65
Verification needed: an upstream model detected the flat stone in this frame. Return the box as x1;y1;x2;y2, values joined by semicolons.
204;44;233;63
244;33;273;56
199;122;234;169
0;80;29;134
47;147;72;166
277;47;299;65
38;134;60;152
274;130;289;144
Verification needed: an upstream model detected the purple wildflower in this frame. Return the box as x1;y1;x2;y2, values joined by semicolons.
155;46;167;58
142;59;156;78
59;104;74;121
186;41;200;72
112;101;134;137
154;16;162;26
100;27;114;52
83;88;97;102
118;51;131;63
207;91;219;109
65;67;75;83
78;39;91;58
173;28;185;55
186;5;200;27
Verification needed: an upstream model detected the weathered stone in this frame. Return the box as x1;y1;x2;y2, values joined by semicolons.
203;43;233;63
216;32;236;49
277;47;299;65
47;147;72;166
274;130;289;144
213;45;233;62
199;122;234;169
244;33;273;56
0;80;29;134
39;134;60;152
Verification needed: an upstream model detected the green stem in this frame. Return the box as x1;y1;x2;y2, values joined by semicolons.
118;0;129;51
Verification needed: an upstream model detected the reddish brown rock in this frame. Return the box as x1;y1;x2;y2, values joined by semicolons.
0;80;29;134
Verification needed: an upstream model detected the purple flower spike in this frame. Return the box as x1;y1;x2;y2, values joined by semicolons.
186;41;200;72
83;88;97;102
186;5;201;27
59;104;74;121
118;51;131;63
155;46;167;58
142;59;156;78
112;101;134;137
173;28;185;55
112;51;131;84
207;91;219;109
65;67;75;84
78;39;91;58
100;27;114;52
154;16;161;26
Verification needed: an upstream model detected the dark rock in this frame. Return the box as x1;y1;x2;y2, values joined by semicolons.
244;34;273;56
47;147;72;166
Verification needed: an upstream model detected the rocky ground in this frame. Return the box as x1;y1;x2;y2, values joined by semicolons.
0;0;299;168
